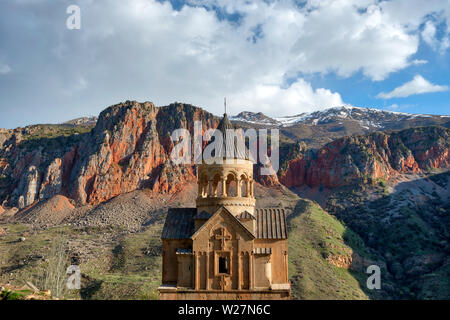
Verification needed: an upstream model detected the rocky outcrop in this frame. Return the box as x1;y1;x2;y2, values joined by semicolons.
16;166;41;209
0;101;219;208
0;129;13;149
280;126;450;188
1;100;448;210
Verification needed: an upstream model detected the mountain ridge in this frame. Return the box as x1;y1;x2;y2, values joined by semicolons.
231;105;450;128
1;101;449;212
0;100;449;300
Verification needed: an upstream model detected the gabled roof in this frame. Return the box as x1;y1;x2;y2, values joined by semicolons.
255;208;287;239
161;207;288;240
191;206;255;240
161;208;196;239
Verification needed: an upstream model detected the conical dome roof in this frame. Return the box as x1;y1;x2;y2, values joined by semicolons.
203;113;249;161
216;113;235;134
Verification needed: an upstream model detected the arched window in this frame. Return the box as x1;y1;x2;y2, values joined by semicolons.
212;173;223;197
219;256;229;274
226;173;237;197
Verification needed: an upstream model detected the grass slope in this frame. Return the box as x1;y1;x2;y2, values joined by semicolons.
287;199;371;300
1;199;380;300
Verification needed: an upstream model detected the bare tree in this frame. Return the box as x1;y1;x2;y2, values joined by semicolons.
36;235;70;298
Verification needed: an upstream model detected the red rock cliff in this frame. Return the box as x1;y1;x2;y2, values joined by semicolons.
0;101;219;207
280;127;450;188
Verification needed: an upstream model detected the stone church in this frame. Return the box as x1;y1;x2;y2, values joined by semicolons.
158;113;290;300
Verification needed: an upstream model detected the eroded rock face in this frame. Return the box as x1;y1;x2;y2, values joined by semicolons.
0;101;219;208
16;166;41;209
280;127;450;189
254;163;280;187
39;158;63;201
1;101;448;210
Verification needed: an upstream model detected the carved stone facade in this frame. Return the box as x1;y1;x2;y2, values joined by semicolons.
158;114;290;300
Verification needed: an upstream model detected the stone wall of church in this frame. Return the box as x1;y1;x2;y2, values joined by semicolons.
162;239;192;284
254;239;289;285
192;209;254;291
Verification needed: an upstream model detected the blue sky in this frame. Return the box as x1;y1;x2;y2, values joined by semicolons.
0;0;449;129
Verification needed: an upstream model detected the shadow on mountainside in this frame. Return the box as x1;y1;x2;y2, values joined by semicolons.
286;198;384;299
324;171;450;299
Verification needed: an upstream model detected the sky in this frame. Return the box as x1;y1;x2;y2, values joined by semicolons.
0;0;449;129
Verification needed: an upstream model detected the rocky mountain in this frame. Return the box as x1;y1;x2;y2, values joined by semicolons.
0;100;449;299
231;106;450;128
231;111;280;126
231;106;450;148
0;101;218;210
63;116;98;126
1;101;449;212
324;171;450;299
279;126;449;189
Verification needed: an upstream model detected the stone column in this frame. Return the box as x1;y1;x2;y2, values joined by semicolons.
221;177;227;197
236;178;241;197
245;179;250;197
207;180;213;198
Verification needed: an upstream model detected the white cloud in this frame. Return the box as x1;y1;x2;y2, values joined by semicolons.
228;78;344;115
420;17;450;54
422;21;437;47
0;64;11;75
1;0;450;126
377;75;448;99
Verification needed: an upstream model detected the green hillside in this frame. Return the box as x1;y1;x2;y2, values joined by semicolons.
1;198;388;300
287;199;376;299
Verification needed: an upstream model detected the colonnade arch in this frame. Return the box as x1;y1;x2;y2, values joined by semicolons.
198;169;254;199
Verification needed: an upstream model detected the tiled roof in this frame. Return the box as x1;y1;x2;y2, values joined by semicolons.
255;208;287;239
161;208;196;239
161;207;288;240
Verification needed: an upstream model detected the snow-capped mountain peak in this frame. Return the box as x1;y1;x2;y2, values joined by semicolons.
230;106;449;129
